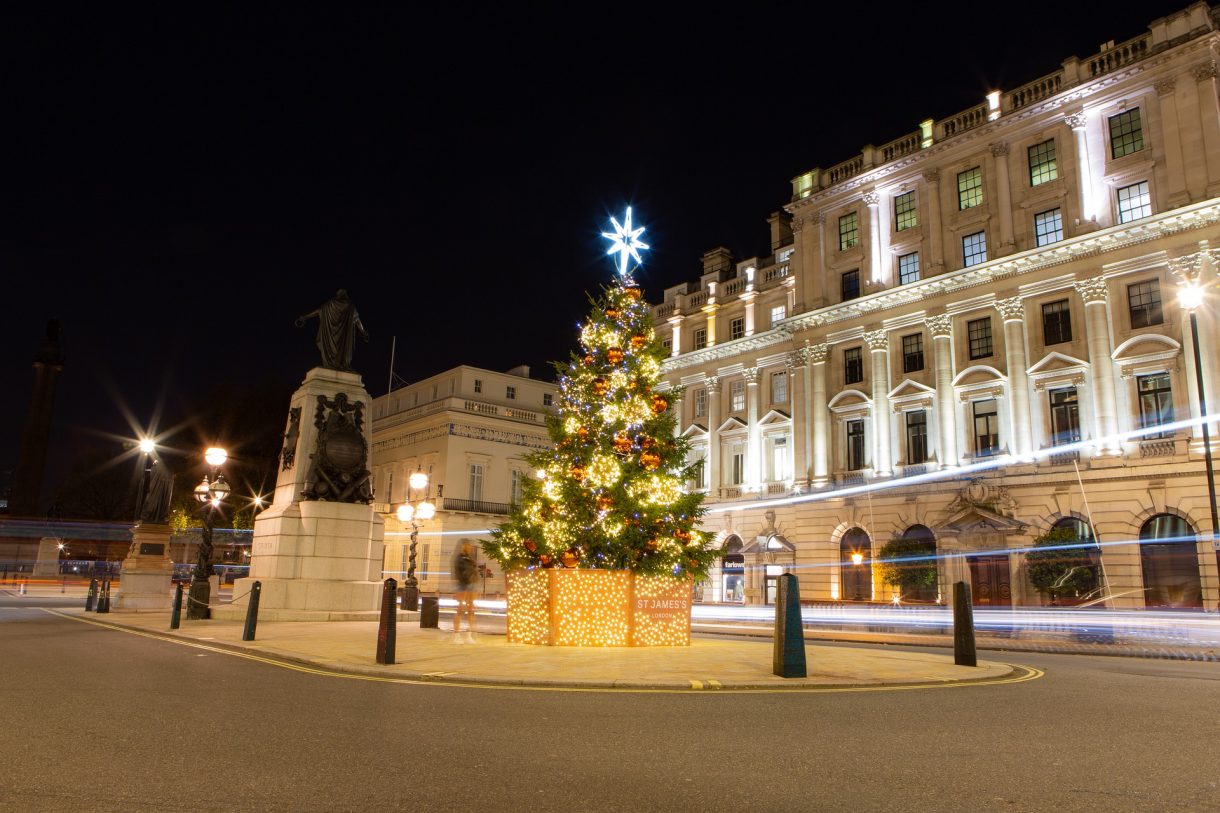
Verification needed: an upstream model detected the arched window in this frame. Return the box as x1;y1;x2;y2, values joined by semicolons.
839;528;871;601
899;525;938;603
721;535;745;604
1048;517;1103;603
1139;514;1202;608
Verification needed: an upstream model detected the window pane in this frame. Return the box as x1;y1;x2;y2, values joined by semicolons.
1138;373;1174;438
1041;299;1072;345
1127;280;1163;328
839;212;859;250
898;252;920;285
1028;139;1058;185
906;411;928;464
770;305;786;326
962;231;987;267
1117;181;1151;223
902;333;924;373
894;191;918;231
968;317;992;359
847;419;866;470
844;348;863;384
730;317;744;340
1048;388;1080;445
694;328;707;350
842;269;860;301
957;167;982;209
1034;208;1063;246
730;380;745;411
1109;109;1144;159
973;399;999;456
771;371;788;404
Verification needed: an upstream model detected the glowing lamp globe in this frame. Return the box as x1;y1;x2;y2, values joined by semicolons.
416;501;436;521
396;504;415;522
1179;283;1204;312
209;476;231;502
138;438;155;454
194;479;211;504
204;447;228;467
409;471;429;491
851;552;864;566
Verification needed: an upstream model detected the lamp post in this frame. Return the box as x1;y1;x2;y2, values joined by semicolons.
187;446;230;620
132;437;156;522
1179;283;1220;553
395;469;441;611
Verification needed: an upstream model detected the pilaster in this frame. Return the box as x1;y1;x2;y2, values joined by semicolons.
1074;277;1121;455
865;330;892;476
809;344;830;485
995;296;1034;457
926;314;958;468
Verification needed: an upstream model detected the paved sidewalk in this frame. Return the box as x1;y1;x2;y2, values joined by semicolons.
57;608;1020;691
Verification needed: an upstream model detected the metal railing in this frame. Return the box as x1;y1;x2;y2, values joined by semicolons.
441;497;512;516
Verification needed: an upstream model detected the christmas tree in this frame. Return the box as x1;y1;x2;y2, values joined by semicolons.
486;209;716;580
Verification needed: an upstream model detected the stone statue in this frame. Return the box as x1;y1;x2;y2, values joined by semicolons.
295;289;369;372
139;460;174;525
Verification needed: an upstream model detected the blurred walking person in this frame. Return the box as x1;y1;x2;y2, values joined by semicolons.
453;541;478;643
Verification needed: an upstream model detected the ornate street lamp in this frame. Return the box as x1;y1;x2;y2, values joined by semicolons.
187;446;230;620
396;469;441;611
131;436;156;523
1178;283;1220;553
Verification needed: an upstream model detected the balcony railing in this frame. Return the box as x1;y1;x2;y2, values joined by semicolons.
1048;449;1080;466
1139;438;1177;458
441;497;512;516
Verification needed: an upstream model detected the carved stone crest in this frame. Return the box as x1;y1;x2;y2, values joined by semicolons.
301;393;372;503
946;478;1018;518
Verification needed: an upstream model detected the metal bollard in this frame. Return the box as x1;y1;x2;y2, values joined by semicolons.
98;580;111;614
242;581;262;641
170;583;183;629
419;596;439;629
953;581;977;667
772;573;807;678
85;579;98;611
376;578;398;664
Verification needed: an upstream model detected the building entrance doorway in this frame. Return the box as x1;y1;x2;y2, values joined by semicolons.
969;555;1011;606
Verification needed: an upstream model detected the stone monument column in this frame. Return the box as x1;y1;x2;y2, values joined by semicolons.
11;321;65;517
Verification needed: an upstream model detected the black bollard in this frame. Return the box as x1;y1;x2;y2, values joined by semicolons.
772;573;807;678
98;580;110;614
953;581;977;667
376;578;397;664
85;579;98;611
242;581;262;641
419;596;439;629
170;583;183;630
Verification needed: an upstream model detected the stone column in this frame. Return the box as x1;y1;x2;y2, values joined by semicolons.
706;377;722;494
1193;61;1220;197
702;303;719;347
741;289;758;336
922;169;944;272
1066;111;1098;228
787;350;809;487
1156;78;1190;207
995;296;1034;458
990;142;1014;254
926;315;958;467
1074;277;1121;455
667;314;684;357
790;214;811;311
864;190;884;286
814;213;829;306
809;344;830;485
745;367;762;490
865;330;892;476
671;393;683;440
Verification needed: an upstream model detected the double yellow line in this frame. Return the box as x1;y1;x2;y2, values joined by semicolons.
45;609;1043;694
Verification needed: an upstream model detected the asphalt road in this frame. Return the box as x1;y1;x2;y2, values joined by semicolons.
2;598;1218;812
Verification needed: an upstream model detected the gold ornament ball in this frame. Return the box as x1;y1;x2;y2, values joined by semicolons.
630;334;647;350
639;451;661;471
607;346;624;364
650;394;669;415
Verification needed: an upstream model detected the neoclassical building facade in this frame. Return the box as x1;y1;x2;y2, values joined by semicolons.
654;3;1220;609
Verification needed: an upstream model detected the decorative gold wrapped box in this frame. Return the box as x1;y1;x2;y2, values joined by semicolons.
506;569;692;647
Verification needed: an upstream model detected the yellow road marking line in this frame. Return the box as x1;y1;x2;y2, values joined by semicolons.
708;679;723;689
43;609;1044;695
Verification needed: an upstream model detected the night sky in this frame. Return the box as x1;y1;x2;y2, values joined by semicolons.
1;2;1193;506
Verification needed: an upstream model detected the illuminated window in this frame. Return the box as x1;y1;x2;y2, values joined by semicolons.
728;440;746;485
770;304;786;326
767;434;789;481
898;252;920;285
468;463;484;501
473;379;482;393
1116;181;1152;223
957;167;982;210
1109;109;1144;159
844;347;863;384
902;333;924;373
839;212;859;250
506;385;516;400
1138;373;1174;438
841;269;860;302
694;388;708;418
730;380;745;412
1048;388;1080;445
906;411;928;464
1041;299;1072;345
730;317;745;340
694;327;707;350
1128;280;1163;328
1034;208;1063;246
771;370;788;404
846;419;866;470
973;399;999;456
894;191;918;231
543;393;553;407
962;231;987;267
1028;139;1058;186
968;317;992;359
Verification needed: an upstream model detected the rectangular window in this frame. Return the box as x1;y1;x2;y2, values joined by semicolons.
693;327;708;350
543;393;553;407
1041;299;1072;345
694;388;708;418
1034;208;1063;247
687;449;708;490
473;379;482;394
771;371;788;404
506;385;516;400
894;190;918;231
1048;388;1081;445
1028;139;1058;186
957;167;982;210
468;463;484;502
729;441;746;485
846;419;866;471
902;333;924;373
898;252;920;285
844;347;863;384
841;269;861;302
968;317;993;359
906;411;928;464
1127;279;1163;328
730;317;745;340
962;231;988;267
1116;181;1152;223
838;212;859;250
770;304;786;326
510;469;523;506
973;399;999;457
1138;373;1174;438
1109;108;1144;159
730;380;745;412
768;435;789;482
662;338;672;353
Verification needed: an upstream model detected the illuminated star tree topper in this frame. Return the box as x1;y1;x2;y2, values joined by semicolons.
601;207;649;279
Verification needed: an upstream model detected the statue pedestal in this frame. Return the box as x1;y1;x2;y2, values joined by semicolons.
213;367;386;622
32;538;62;578
113;523;174;611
